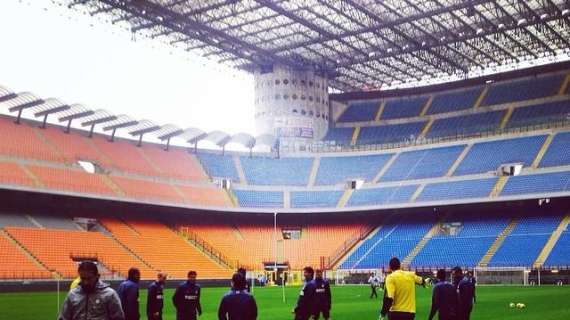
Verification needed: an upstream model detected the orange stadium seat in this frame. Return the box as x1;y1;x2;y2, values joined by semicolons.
0;233;52;279
0;118;63;162
4;227;154;279
0;161;34;187
101;218;232;279
140;145;210;181
176;185;230;207
41;127;112;166
28;165;114;195
180;222;366;270
110;176;184;203
92;137;159;176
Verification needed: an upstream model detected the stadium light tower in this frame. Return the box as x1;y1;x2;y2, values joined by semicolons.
254;65;330;146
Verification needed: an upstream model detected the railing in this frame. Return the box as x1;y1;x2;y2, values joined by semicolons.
325;225;376;269
179;227;236;270
281;117;570;154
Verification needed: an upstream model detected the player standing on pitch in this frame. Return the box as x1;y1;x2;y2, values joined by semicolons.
368;273;381;299
293;266;317;320
312;269;332;320
218;272;258;320
118;267;141;320
379;257;427;320
147;272;167;320
173;271;202;320
452;267;475;320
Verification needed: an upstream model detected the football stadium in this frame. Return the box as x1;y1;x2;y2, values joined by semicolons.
1;0;570;319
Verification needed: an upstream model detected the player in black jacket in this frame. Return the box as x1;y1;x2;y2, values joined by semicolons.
173;271;202;320
147;272;167;320
218;273;258;320
312;269;332;320
293;267;317;320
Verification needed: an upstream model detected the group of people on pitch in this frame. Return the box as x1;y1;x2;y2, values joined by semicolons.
378;257;476;320
58;261;257;320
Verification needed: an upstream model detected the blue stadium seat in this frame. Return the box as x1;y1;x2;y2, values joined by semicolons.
417;178;497;202
240;156;313;186
234;190;283;208
357;121;426;145
381;145;465;181
507;100;570;129
341;219;434;269
545;228;570;266
482;74;564;106
197;153;240;181
427;87;482;115
323;127;354;144
489;216;561;267
413;216;508;268
453;135;547;176
338;101;380;122
501;171;570;196
347;185;418;207
539;132;570;168
382;96;428;120
427;111;504;138
316;154;393;186
290;191;344;208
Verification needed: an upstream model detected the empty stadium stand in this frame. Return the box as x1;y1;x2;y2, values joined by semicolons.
417;178;498;202
427;87;482;115
453;135;547;176
0;118;63;162
197;153;240;182
482;74;564;106
501;171;570;196
347;185;418;207
315;154;393;185
337;101;380;122
427;111;504;138
290;190;343;208
0;232;51;279
140;145;210;181
340;217;435;269
100;218;231;279
412;215;510;268
507;100;570;129
357;121;426;145
539;132;570;168
240;156;313;186
179;219;366;270
4;226;154;279
381;96;428;120
489;216;562;267
234;190;284;208
380;145;465;181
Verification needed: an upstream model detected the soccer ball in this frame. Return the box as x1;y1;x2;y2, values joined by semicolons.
516;303;526;309
509;303;515;308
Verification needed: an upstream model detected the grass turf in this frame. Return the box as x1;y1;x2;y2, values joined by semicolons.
0;285;569;319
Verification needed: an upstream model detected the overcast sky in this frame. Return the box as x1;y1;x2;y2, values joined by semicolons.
0;0;256;136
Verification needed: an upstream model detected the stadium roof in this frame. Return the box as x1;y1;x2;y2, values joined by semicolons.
63;0;570;91
0;84;277;150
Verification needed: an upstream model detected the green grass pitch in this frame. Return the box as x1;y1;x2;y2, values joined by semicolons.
1;285;569;319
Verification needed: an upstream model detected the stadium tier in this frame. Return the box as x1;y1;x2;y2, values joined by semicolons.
3;115;570;209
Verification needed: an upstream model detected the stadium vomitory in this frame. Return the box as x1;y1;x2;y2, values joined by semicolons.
1;1;570;320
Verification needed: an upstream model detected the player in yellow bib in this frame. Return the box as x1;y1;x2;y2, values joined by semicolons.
380;257;427;320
